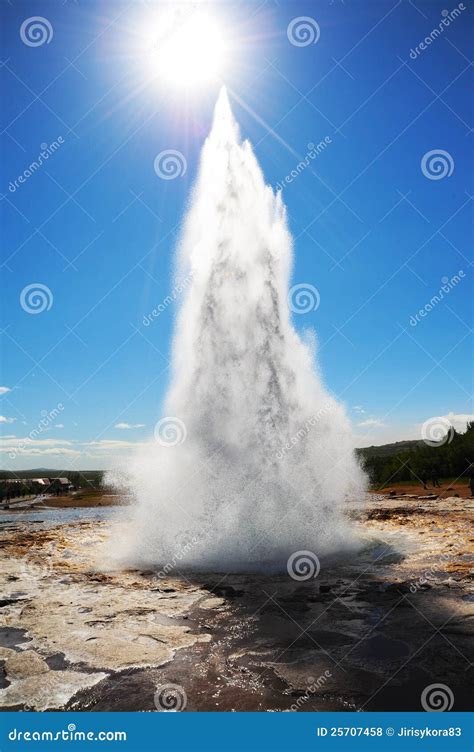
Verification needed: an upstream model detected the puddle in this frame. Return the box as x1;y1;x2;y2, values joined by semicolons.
0;627;31;650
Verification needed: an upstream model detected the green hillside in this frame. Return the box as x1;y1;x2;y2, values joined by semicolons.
358;422;474;486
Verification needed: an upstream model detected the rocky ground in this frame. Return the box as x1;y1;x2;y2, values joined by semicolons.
0;494;472;712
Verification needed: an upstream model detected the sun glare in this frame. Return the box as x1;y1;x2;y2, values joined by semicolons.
151;12;226;88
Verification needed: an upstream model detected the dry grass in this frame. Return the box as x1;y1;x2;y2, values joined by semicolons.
44;489;125;508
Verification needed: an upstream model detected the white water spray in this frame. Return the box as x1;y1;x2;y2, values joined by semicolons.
110;88;365;572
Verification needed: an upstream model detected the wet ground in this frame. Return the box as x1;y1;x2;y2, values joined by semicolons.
0;495;472;712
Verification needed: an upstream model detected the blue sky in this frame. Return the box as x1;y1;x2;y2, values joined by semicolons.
1;0;472;470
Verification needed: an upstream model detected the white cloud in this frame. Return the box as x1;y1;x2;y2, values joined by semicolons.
354;411;474;449
0;434;145;469
85;439;146;449
352;405;365;414
0;415;16;424
443;412;473;424
418;412;474;433
13;447;82;457
0;387;11;395
0;437;74;447
357;418;385;428
114;422;146;430
55;424;65;428
0;436;82;457
0;435;145;455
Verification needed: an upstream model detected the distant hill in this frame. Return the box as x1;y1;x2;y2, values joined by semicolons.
2;425;473;489
356;440;424;459
359;422;473;486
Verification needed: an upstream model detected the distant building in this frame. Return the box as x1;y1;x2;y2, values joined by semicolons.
49;477;71;494
0;477;72;498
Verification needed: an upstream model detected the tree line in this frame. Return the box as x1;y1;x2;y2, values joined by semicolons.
0;470;104;502
360;422;474;487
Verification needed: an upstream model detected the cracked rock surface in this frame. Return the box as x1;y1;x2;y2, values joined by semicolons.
0;496;472;711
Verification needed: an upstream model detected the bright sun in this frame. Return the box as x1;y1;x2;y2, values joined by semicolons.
152;12;226;88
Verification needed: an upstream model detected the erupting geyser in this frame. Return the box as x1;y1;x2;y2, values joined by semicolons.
109;88;366;572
